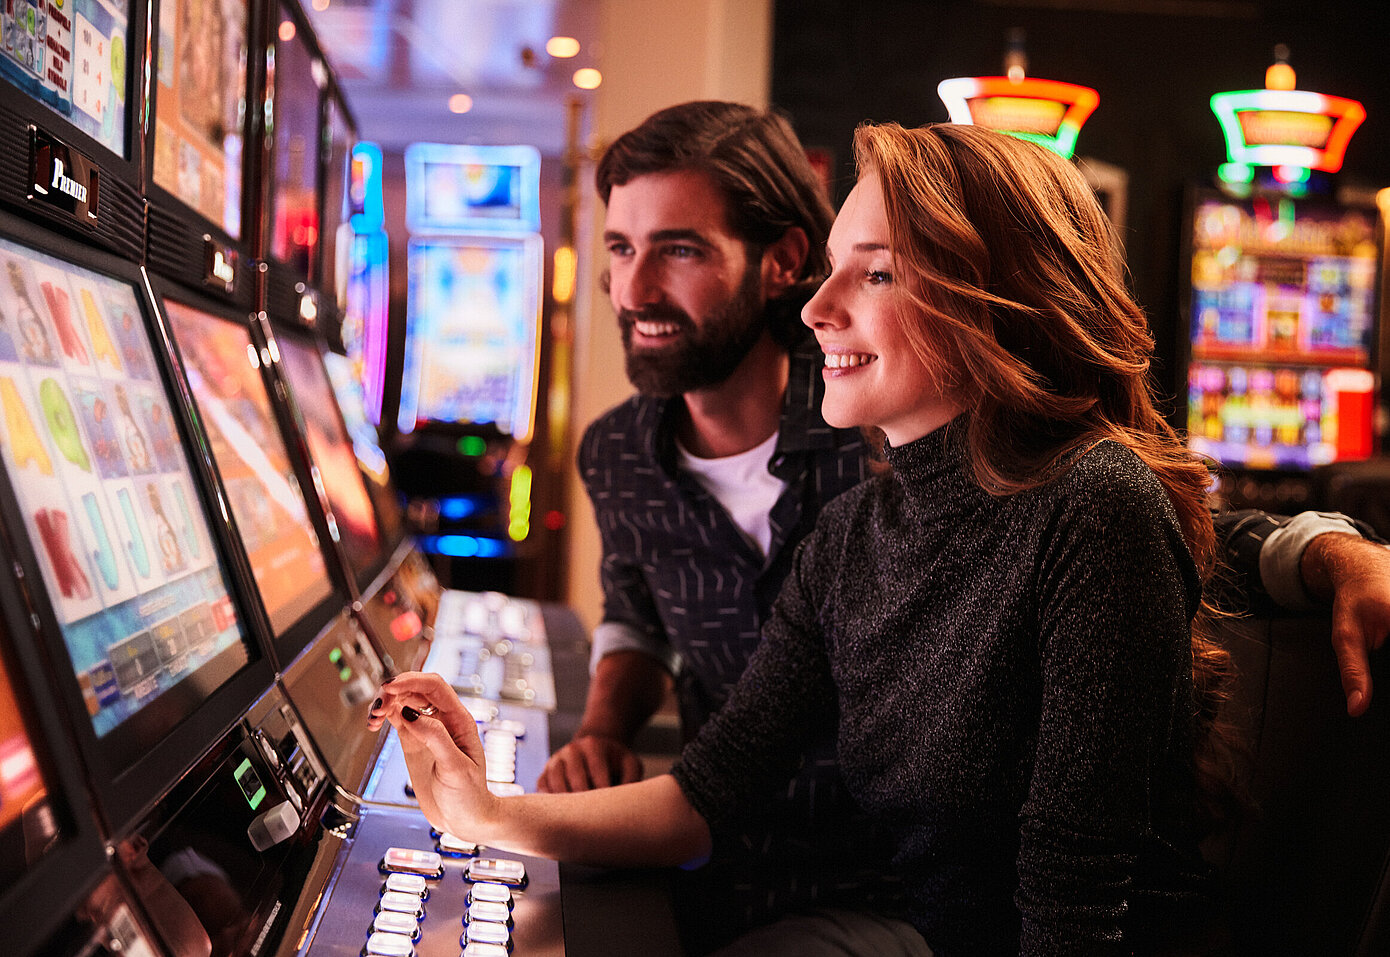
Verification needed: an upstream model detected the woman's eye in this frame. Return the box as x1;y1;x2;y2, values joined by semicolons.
865;269;892;285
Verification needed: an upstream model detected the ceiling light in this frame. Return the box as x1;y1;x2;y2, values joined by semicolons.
546;36;580;58
312;0;329;10
278;19;296;42
448;93;474;114
572;68;602;90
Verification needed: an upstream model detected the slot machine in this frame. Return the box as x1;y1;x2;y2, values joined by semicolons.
394;144;545;596
1181;62;1382;511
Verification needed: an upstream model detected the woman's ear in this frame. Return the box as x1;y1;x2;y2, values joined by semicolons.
760;226;810;299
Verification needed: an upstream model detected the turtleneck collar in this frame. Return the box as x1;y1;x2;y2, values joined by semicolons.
882;414;979;512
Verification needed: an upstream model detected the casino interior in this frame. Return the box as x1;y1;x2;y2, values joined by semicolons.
1;1;1389;955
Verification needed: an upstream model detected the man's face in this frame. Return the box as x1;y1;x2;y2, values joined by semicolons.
603;169;768;397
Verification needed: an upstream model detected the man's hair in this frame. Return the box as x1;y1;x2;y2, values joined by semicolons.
597;101;834;329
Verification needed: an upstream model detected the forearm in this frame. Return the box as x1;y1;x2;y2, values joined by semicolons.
575;650;671;742
461;774;710;868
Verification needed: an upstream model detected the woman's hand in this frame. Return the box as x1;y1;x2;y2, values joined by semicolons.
367;672;501;839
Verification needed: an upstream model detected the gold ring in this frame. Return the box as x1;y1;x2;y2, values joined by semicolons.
417;705;438;717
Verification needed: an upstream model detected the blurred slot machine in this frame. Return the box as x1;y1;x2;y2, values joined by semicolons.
1183;70;1382;511
395;144;544;597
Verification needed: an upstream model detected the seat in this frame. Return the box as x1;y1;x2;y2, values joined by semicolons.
1208;614;1390;956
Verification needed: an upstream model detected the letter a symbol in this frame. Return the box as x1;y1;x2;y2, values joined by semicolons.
81;289;122;372
0;377;53;475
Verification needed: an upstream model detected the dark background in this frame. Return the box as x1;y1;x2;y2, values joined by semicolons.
770;0;1390;407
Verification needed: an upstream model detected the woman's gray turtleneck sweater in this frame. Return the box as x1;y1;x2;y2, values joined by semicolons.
672;418;1211;957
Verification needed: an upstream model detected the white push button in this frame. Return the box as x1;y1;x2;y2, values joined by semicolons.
363;930;415;957
467;882;512;907
379;847;443;878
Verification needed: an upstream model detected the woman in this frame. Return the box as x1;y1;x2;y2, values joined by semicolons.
369;123;1227;956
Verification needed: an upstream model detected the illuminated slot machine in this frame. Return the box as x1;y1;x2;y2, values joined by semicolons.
395;143;545;595
1182;67;1383;510
0;203;335;957
0;538;165;957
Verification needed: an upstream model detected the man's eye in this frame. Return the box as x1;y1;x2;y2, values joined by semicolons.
667;245;701;259
606;243;632;257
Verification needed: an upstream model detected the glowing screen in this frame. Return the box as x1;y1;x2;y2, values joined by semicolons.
152;0;248;237
0;235;248;739
1186;194;1378;470
165;301;332;636
398;236;542;441
0;0;130;156
275;334;385;584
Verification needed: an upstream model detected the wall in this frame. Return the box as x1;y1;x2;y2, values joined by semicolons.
771;0;1390;407
560;0;774;629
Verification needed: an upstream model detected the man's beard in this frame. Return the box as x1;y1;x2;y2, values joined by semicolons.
619;264;766;397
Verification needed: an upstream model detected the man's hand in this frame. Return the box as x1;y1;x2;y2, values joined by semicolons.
1301;532;1390;717
534;649;671;793
537;734;644;793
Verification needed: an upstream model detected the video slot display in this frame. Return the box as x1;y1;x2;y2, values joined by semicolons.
163;299;334;641
0;0;130;157
1185;193;1380;471
273;330;387;588
0;230;252;770
267;3;321;276
152;0;249;238
398;235;543;440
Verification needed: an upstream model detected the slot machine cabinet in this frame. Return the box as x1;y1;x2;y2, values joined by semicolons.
1179;184;1382;511
0;0;147;265
143;0;263;318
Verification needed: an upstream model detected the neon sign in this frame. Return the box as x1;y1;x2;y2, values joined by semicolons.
1210;88;1364;173
937;76;1099;159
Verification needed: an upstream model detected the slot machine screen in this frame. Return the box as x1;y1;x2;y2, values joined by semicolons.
1186;192;1380;470
397;235;543;440
152;0;249;238
267;5;320;276
321;92;352;308
274;331;388;587
0;231;253;775
404;143;541;234
0;622;61;892
163;300;334;639
0;0;130;156
323;349;403;546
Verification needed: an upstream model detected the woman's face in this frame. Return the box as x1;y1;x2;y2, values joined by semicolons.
802;174;963;446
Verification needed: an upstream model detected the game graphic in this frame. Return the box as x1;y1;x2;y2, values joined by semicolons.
275;334;384;584
165;300;332;635
0;236;246;738
152;0;247;236
398;236;542;440
1186;194;1378;470
0;0;129;157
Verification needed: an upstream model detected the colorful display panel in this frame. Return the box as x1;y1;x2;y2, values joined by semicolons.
340;230;388;425
1186;193;1379;470
323;349;402;547
321;93;352;307
164;300;332;637
398;235;543;441
152;0;248;237
0;0;129;156
268;5;320;275
274;332;386;585
404;143;541;234
0;235;249;742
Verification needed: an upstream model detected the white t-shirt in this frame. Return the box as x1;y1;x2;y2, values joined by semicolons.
676;430;786;560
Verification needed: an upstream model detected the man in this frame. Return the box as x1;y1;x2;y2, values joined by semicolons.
537;100;1390;951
